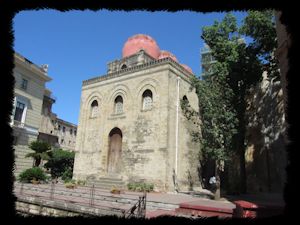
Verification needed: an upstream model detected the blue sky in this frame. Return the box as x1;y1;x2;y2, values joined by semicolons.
13;10;248;125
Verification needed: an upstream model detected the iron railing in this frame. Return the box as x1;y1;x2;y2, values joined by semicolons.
14;182;146;218
123;191;146;218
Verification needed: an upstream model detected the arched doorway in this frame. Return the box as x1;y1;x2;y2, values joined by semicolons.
107;127;122;174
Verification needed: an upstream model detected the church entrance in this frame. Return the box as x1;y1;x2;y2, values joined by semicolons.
107;127;122;175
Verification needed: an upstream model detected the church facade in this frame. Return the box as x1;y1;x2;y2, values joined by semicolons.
73;34;201;192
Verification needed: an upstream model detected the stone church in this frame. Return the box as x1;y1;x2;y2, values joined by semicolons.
73;34;201;192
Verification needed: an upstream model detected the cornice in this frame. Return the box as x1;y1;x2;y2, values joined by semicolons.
83;57;194;86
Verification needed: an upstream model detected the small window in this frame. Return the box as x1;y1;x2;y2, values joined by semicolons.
74;130;77;136
63;126;66;133
14;101;25;122
50;130;53;134
61;139;64;144
121;64;127;69
142;90;153;110
70;129;73;135
21;78;28;90
114;96;123;114
90;100;99;118
58;125;61;131
182;95;189;106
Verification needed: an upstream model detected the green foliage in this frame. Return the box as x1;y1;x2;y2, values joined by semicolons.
127;182;154;192
240;10;279;80
64;179;76;184
61;167;73;181
44;149;75;179
199;10;279;193
26;141;51;167
191;76;238;162
76;180;86;186
18;167;48;183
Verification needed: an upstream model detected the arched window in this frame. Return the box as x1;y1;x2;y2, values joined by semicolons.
121;64;127;69
181;95;190;109
114;96;123;114
90;100;99;118
183;95;188;102
142;89;153;110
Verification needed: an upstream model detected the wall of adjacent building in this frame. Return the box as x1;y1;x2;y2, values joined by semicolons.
13;67;45;130
12;54;50;175
244;73;287;193
39;91;77;151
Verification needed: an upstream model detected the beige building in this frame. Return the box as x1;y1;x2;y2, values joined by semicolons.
73;34;201;192
39;89;77;151
11;52;51;175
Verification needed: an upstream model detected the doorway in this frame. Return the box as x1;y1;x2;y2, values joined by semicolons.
107;127;122;174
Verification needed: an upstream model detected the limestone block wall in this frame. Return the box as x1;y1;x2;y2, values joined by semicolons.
73;62;201;192
166;71;201;191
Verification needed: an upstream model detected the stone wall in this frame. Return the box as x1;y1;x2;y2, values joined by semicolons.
245;73;287;193
73;61;201;192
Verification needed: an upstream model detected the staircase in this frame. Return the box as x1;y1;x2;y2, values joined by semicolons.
86;177;126;190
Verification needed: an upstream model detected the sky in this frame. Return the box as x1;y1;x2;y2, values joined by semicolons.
13;10;248;125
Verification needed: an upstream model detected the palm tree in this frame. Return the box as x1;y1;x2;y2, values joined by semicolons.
25;141;51;167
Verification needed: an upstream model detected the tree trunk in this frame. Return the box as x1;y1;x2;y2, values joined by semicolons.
237;95;247;194
214;160;221;200
35;157;41;167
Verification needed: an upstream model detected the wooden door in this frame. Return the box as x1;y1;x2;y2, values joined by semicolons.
108;128;122;174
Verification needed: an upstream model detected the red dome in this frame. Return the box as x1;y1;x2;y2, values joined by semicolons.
122;34;160;59
158;50;178;62
181;64;193;74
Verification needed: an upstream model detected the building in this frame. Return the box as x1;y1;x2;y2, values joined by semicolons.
73;34;201;192
11;52;52;175
54;118;77;151
275;11;290;114
38;88;77;151
200;44;217;78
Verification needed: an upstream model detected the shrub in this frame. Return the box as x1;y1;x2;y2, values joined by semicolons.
18;167;48;183
127;182;154;192
76;180;86;186
111;187;121;194
44;149;75;178
61;168;73;181
127;183;134;190
65;180;77;189
26;141;51;167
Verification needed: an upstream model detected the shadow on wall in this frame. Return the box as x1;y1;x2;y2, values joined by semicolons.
245;78;287;194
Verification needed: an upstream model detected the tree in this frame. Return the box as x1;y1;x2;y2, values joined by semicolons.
44;148;75;179
25;141;51;167
199;11;279;194
190;73;238;199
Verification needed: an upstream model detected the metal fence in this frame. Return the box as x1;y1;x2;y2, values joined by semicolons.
14;182;146;218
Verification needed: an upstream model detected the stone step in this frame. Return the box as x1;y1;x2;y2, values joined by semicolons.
96;177;124;182
89;180;125;185
86;177;126;190
88;183;125;190
87;180;125;186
